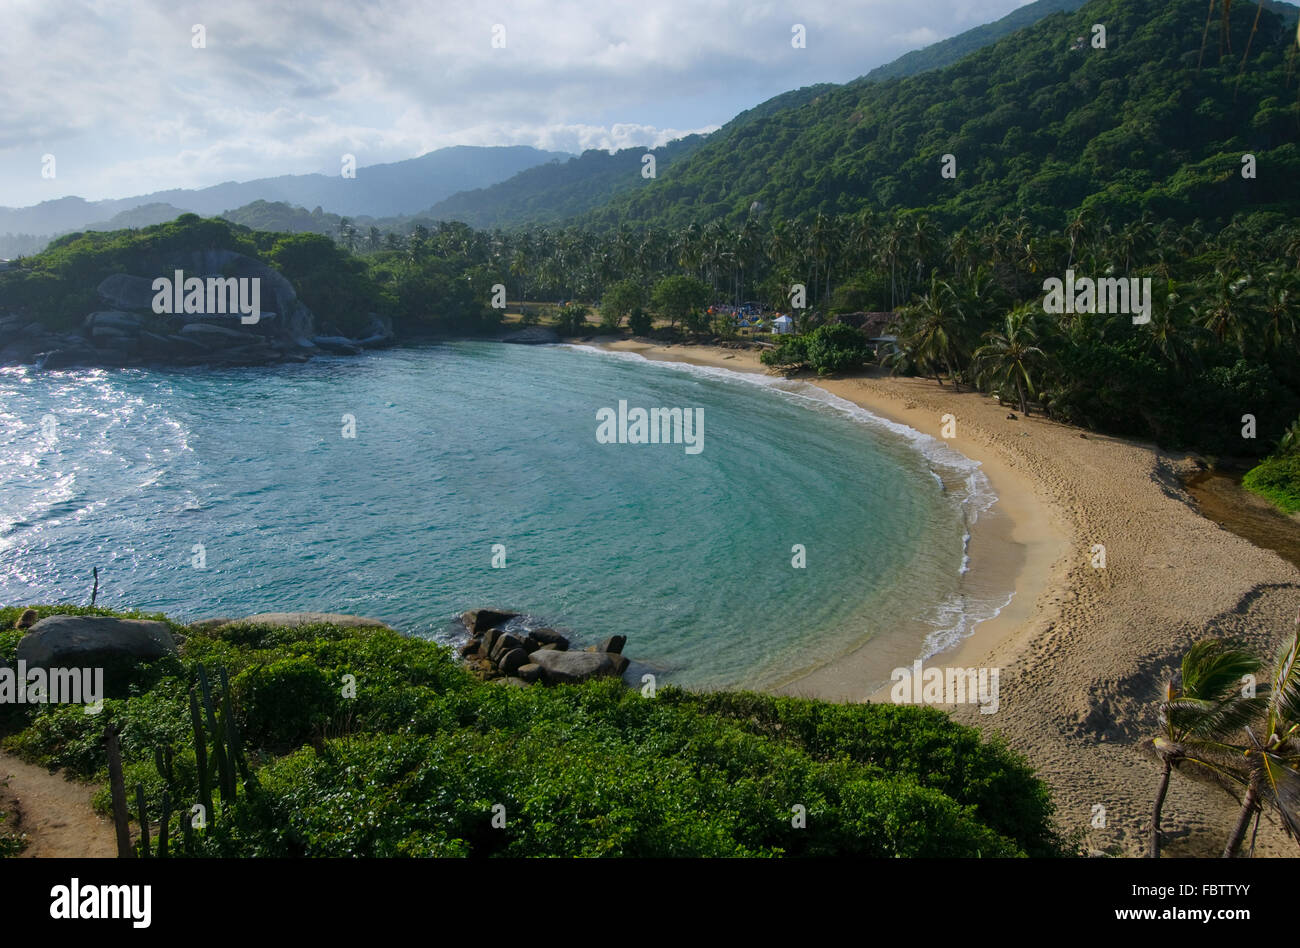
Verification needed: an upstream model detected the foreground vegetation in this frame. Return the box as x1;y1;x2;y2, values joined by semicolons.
0;605;1066;857
1149;609;1300;858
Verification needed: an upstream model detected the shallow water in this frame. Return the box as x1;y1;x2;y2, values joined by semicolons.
0;341;1005;690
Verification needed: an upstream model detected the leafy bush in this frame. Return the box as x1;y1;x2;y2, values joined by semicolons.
805;322;872;375
1243;450;1300;513
627;306;653;335
232;657;340;752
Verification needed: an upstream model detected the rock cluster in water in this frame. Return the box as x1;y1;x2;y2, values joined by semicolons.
457;609;629;687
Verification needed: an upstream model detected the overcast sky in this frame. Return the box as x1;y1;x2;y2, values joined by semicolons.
0;0;1033;207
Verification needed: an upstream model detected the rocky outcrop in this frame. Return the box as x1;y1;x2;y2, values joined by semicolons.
2;252;397;370
455;608;630;687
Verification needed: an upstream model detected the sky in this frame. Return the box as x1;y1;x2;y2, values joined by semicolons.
0;0;1034;207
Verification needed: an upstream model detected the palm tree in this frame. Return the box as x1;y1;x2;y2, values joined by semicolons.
1149;640;1261;858
1223;610;1300;857
972;306;1046;415
895;276;966;388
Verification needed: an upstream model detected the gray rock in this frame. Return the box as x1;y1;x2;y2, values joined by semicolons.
35;348;99;371
607;653;630;675
499;648;530;676
516;663;542;684
501;327;559;345
462;609;520;635
85;311;146;333
18;615;178;668
529;627;569;650
491;632;524;661
178;322;265;345
96;273;157;310
481;628;500;658
312;335;362;354
527;649;621;685
490;676;530;687
598;635;627;655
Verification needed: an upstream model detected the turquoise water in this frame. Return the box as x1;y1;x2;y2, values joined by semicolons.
0;341;1001;690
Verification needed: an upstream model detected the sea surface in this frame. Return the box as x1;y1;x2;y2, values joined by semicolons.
0;341;1008;691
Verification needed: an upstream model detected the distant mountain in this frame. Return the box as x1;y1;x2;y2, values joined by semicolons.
863;0;1088;82
0;146;571;243
424;85;836;229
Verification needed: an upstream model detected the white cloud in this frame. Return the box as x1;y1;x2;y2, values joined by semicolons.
0;0;1025;206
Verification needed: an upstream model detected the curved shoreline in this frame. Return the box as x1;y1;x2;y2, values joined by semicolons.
598;338;1300;857
591;340;1062;699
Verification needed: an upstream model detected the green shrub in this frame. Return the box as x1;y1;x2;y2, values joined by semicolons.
232;658;339;752
627;306;653;335
1243;451;1300;513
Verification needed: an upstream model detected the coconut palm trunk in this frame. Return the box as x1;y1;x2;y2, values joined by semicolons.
1224;785;1259;857
1149;760;1173;857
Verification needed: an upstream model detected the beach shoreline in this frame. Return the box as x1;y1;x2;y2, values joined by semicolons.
596;336;1300;857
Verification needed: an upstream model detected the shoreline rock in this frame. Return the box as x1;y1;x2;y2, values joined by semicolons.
455;607;631;687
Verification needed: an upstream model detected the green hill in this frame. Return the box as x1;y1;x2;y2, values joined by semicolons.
589;0;1300;230
863;0;1088;82
423;85;836;229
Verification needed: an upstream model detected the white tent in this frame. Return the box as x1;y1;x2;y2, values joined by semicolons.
772;314;794;335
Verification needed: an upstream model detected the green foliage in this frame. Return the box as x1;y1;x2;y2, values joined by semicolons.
805;322;873;375
1;608;1065;858
650;275;710;330
232;658;339;753
600;279;644;329
595;0;1300;231
553;302;590;335
1243;451;1300;513
627;306;653;335
759;323;871;376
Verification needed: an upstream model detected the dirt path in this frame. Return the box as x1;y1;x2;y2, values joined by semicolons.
0;749;118;858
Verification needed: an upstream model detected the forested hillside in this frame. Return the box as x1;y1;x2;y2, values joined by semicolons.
592;0;1300;229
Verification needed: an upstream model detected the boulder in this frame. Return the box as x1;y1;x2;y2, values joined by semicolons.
187;617;234;632
501;327;559;345
35;348;99;371
178;322;265;346
529;627;569;650
516;663;542;684
481;628;500;658
312;335;363;355
85;311;145;333
17;615;178;668
499;648;530;676
458;639;482;658
461;609;520;635
490;676;530;688
490;632;525;661
598;635;627;655
607;653;630;675
527;649;621;685
96;273;157;310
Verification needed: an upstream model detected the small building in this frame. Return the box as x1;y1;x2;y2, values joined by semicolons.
772;314;794;335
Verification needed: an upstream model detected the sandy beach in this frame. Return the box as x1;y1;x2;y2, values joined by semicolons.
601;338;1300;857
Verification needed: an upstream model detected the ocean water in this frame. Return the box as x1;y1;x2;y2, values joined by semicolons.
0;341;1005;691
